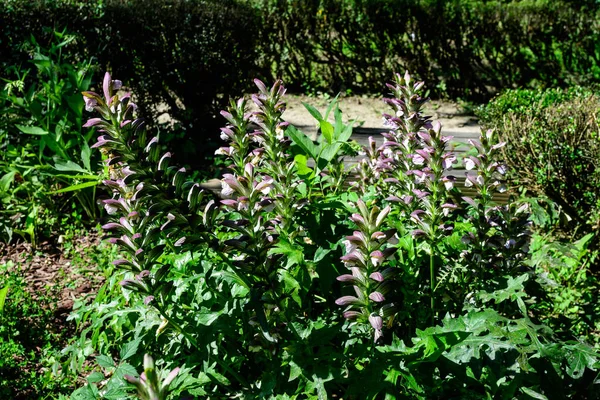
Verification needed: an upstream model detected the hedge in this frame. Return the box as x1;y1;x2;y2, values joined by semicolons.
255;0;600;98
3;0;600;164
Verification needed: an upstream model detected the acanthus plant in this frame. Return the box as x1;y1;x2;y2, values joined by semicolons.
216;79;314;345
335;199;397;342
453;129;531;294
75;69;599;400
365;72;459;322
81;72;229;383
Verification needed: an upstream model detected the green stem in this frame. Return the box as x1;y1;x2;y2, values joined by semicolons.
430;249;435;324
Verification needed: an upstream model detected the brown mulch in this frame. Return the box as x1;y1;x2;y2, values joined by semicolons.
0;232;106;322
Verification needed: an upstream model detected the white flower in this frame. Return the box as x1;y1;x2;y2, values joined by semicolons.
221;181;234;197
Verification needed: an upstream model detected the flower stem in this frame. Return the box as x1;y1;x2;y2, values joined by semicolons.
430;249;435;324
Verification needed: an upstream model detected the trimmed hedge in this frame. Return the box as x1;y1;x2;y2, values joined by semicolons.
3;0;600;165
477;87;600;235
255;0;600;98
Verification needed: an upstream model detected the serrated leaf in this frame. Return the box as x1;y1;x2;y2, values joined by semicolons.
102;387;129;400
120;337;141;361
96;354;115;369
269;238;304;269
86;371;105;384
308;374;327;400
117;362;138;378
71;384;100;400
565;344;597;379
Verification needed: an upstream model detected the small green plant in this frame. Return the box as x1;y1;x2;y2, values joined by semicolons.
0;31;101;245
0;261;77;398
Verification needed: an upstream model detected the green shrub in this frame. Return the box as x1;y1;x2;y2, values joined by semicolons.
528;232;600;345
255;0;600;98
477;87;600;236
1;0;260;167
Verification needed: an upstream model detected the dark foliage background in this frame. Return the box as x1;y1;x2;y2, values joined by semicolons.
1;0;260;167
2;0;600;164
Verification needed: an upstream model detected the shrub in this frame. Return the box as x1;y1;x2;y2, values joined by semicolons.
477;87;600;236
255;0;600;98
1;0;260;167
65;71;599;399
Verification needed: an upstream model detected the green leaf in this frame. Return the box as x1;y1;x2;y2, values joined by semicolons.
288;361;302;382
43;136;69;160
279;270;302;307
294;154;314;178
318;143;344;164
53;159;89;174
16;124;48;135
96;354;115;369
0;171;16;193
323;95;340;120
337;122;353;143
81;141;92;171
0;285;9;313
197;308;224;326
86;371;105;384
102;387;129;400
565;343;598;379
71;384;100;400
288;125;320;160
49;180;99;194
320;120;334;144
313;247;330;263
120;337;141;361
269;238;304;269
309;374;328;400
302;102;323;122
67;92;84;116
521;387;549;399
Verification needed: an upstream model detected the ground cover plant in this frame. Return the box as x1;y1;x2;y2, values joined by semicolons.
60;71;600;399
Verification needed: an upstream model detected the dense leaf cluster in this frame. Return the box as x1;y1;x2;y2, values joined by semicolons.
478;86;600;238
3;0;600;167
256;0;600;98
